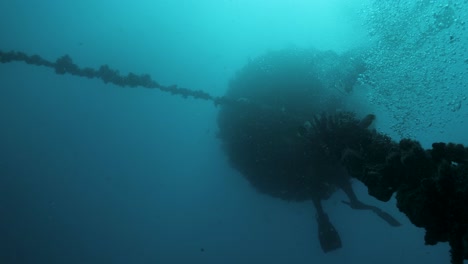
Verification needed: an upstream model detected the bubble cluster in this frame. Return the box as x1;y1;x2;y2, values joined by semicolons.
359;0;468;138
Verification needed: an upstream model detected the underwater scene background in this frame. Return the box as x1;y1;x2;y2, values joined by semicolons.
1;0;467;263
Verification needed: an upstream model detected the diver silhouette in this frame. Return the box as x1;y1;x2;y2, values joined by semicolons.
301;114;401;252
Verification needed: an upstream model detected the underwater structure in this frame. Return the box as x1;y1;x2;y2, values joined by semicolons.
1;49;467;264
216;48;401;252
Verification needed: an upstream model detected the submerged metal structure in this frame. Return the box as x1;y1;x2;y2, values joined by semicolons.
1;49;467;263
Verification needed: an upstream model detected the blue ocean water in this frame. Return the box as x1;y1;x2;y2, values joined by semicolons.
1;1;467;263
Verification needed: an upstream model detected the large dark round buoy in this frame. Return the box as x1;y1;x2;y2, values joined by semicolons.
217;48;366;201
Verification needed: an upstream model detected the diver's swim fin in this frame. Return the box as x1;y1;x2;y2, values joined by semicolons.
317;213;342;253
369;206;401;227
341;200;402;227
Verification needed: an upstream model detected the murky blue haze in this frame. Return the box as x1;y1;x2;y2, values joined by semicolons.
1;0;467;263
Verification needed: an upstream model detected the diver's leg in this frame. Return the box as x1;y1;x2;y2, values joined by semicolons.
312;196;326;217
339;179;401;226
339;178;371;209
312;197;342;252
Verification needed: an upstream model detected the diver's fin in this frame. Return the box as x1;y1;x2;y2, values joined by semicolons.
317;213;342;253
369;207;402;227
342;200;401;227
